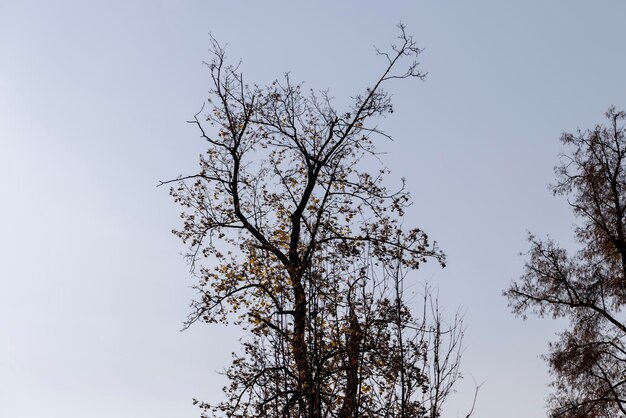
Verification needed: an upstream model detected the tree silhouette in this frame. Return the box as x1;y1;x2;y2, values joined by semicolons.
166;26;466;418
506;107;626;417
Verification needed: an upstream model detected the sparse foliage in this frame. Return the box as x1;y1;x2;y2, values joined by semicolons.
167;26;467;418
506;107;626;417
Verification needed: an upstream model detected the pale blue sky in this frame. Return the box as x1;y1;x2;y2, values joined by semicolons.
2;1;626;417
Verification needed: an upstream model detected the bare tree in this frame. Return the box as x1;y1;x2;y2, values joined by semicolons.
418;289;465;418
506;107;626;417
166;26;466;417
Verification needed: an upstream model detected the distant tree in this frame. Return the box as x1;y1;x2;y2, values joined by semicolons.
166;26;467;418
506;107;626;417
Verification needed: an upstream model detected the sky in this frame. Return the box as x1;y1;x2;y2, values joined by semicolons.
2;1;626;417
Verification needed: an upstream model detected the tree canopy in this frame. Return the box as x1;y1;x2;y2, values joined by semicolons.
506;107;626;418
167;26;465;418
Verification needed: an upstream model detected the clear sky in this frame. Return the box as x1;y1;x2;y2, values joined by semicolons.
2;1;626;417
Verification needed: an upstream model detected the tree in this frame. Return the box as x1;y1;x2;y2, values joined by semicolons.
506;107;626;417
166;26;466;418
